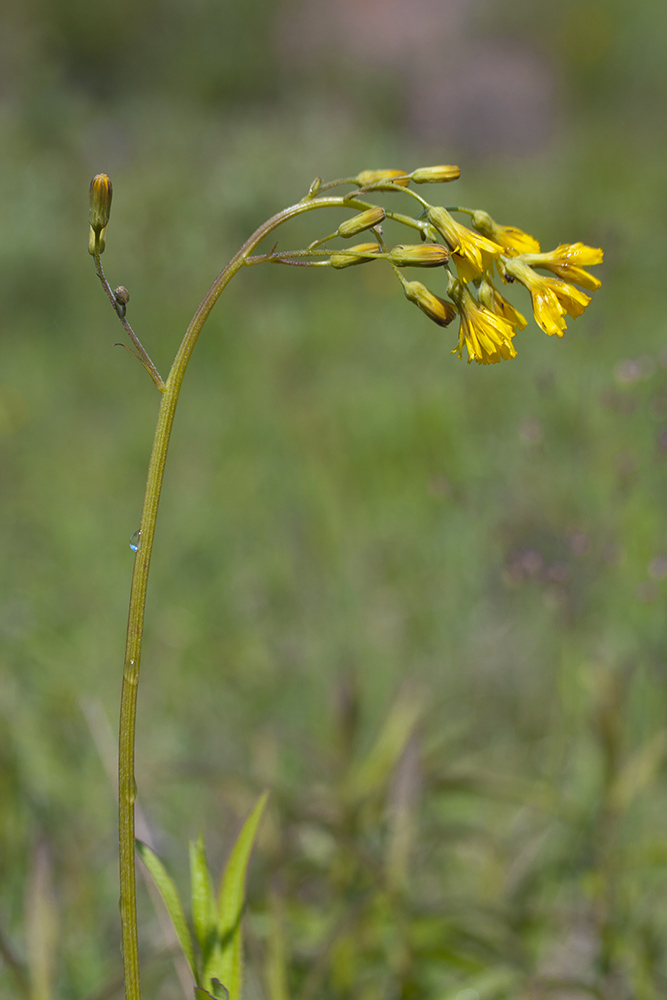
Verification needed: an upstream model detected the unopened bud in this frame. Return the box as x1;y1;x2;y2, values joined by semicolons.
355;169;410;188
337;207;386;238
388;244;450;267
403;281;456;327
307;176;322;198
410;165;461;184
113;286;130;317
330;243;381;269
88;173;112;255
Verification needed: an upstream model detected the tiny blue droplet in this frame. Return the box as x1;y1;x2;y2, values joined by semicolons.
129;529;141;552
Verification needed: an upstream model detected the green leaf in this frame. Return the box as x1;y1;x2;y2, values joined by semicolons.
189;833;217;963
203;791;269;1000
136;839;196;978
346;689;422;802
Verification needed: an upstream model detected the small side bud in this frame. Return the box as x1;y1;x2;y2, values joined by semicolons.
388;244;450;267
113;286;130;317
410;165;461;184
337;207;386;239
355;169;410;188
330;243;381;269
88;173;112;255
403;281;457;327
307;177;322;198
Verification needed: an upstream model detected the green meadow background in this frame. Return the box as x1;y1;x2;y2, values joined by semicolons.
2;1;667;997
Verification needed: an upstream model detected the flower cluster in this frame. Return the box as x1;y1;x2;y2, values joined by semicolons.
312;166;603;365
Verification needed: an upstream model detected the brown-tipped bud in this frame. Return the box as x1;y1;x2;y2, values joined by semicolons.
330;243;381;269
410;165;461;184
88;173;112;254
388;244;450;267
403;281;457;327
355;169;410;188
337;207;386;238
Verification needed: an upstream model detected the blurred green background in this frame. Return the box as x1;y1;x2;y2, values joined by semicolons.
2;0;667;997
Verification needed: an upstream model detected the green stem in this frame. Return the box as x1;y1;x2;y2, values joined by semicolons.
117;193;352;1000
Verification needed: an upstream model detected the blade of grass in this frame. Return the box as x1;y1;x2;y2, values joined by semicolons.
189;833;217;964
203;791;269;1000
136;840;196;978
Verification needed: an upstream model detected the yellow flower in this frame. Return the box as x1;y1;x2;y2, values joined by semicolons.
427;206;502;281
503;257;591;337
472;209;540;255
478;277;527;330
449;281;517;364
521;242;603;290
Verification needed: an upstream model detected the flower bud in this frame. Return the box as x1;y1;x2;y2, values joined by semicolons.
410;165;461;184
388;244;450;267
355;169;410;188
307;176;322;198
113;286;130;317
330;243;381;269
337;207;386;238
402;281;456;327
88;173;112;254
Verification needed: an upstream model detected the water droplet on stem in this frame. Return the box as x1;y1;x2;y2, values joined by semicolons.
129;529;141;552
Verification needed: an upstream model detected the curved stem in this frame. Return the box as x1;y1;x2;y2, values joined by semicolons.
117;193;352;1000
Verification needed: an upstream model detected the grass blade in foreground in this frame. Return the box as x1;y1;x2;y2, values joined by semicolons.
202;791;269;1000
135;840;197;979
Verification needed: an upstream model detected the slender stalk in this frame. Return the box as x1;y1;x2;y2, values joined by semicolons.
93;248;165;391
116;194;353;1000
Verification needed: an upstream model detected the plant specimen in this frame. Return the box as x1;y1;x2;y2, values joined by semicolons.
88;165;603;1000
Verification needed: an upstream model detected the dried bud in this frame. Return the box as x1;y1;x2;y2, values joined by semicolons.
410;165;461;184
355;169;410;188
113;286;130;317
88;173;112;254
388;244;450;267
403;281;457;327
330;243;381;269
337;207;386;238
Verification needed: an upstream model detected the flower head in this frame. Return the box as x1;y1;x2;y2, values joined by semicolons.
355;168;410;188
520;242;603;290
402;280;457;327
337;207;386;238
388;243;450;267
503;257;591;337
410;165;461;184
449;280;518;364
330;243;381;268
88;173;112;255
427;206;502;281
472;209;540;256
